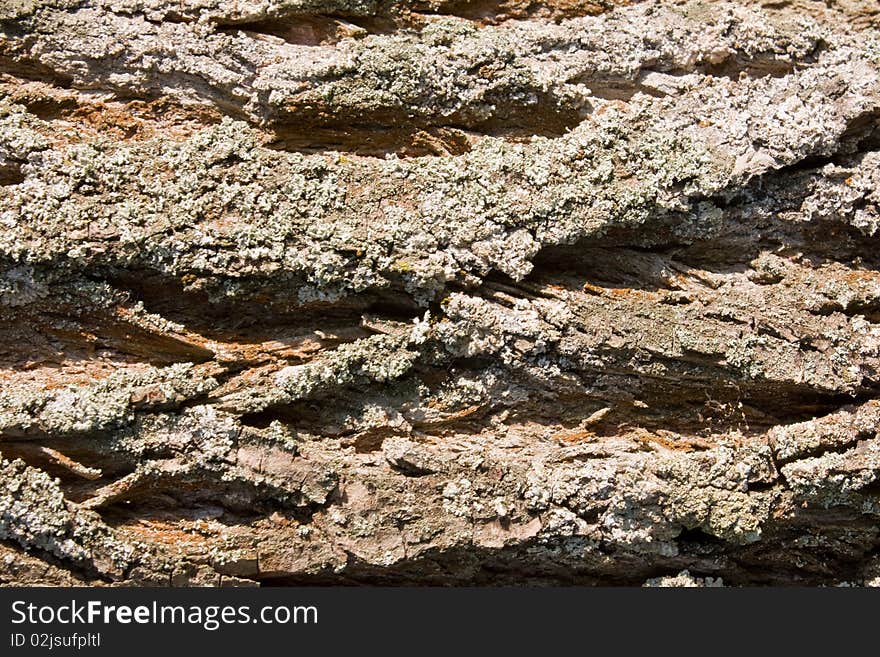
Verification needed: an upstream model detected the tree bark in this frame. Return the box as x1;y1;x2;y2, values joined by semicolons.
1;0;880;586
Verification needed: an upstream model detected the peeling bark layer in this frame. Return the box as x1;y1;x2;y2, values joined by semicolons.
1;0;880;586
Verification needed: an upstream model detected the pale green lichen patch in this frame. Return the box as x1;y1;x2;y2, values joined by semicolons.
0;363;218;437
0;457;144;578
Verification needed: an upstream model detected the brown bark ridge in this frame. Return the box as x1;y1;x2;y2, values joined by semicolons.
1;0;880;586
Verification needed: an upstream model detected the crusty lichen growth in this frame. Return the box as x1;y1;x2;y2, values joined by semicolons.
0;363;218;437
0;457;146;579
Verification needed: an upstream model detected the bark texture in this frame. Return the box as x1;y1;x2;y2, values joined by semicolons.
1;0;880;586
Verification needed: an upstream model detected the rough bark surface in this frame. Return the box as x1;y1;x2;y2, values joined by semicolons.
1;0;880;586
